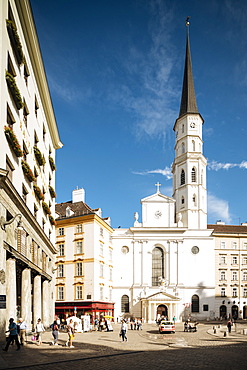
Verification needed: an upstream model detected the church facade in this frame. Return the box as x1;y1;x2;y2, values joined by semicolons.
112;28;216;323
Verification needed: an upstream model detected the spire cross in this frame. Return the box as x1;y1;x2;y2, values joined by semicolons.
155;182;161;193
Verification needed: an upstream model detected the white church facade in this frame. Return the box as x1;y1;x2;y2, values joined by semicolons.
112;28;216;323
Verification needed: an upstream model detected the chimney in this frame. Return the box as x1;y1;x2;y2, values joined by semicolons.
241;223;247;226
216;220;225;225
72;187;85;203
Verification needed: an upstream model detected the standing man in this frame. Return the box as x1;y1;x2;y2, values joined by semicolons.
18;318;28;345
3;318;21;352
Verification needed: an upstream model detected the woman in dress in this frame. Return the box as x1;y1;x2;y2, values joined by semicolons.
35;318;45;346
66;319;75;348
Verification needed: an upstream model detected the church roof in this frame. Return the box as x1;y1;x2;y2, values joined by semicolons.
207;224;247;235
141;192;175;203
179;32;199;118
55;201;95;219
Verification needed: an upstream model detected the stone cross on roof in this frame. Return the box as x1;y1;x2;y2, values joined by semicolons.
155;182;161;193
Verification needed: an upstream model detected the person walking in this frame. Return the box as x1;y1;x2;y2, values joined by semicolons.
227;319;232;333
35;318;45;346
51;320;59;345
18;318;28;345
3;318;20;352
120;319;128;342
66;319;75;348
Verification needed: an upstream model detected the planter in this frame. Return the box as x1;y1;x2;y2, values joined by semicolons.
49;215;56;226
42;201;51;215
4;126;23;157
34;146;46;166
49;185;56;198
33;184;44;201
21;160;35;182
6;20;25;65
49;156;56;171
6;71;24;110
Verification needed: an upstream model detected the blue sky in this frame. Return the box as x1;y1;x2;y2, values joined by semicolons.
31;0;247;228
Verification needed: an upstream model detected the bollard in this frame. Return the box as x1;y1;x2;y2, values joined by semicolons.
224;331;228;337
243;329;247;335
213;326;216;330
213;328;217;334
218;325;221;329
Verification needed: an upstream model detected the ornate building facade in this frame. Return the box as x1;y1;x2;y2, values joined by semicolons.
0;0;62;336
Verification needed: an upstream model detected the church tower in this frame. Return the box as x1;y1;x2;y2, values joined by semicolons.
172;24;207;229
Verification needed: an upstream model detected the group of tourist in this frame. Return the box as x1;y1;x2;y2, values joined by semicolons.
2;317;77;352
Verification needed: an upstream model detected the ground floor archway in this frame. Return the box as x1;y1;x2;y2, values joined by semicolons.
231;305;238;319
243;306;247;319
220;305;227;319
157;304;168;320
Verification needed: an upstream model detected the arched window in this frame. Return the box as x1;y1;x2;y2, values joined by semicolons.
192;140;195;151
121;295;129;313
181;169;185;185
182;142;185;154
181;196;185;207
182;124;184;133
201;170;203;185
191;167;196;182
152;247;164;286
191;294;199;313
192;194;196;206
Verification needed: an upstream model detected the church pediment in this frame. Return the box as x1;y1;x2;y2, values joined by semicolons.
143;291;180;302
141;192;175;204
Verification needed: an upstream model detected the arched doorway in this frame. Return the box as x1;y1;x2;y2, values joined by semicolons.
157;304;168;320
220;305;227;319
243;306;247;319
231;305;238;320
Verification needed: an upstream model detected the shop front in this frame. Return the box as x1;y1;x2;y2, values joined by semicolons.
55;301;115;323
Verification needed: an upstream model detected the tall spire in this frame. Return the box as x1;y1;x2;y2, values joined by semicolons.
179;20;198;118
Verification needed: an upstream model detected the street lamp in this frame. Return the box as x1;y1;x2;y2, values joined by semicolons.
0;213;23;231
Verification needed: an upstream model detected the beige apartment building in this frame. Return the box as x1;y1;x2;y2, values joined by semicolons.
55;188;114;321
0;0;62;336
209;222;247;320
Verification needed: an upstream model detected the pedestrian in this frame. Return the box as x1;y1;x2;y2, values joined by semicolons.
3;318;21;352
120;319;128;342
18;318;28;345
227;319;232;333
173;316;176;325
35;318;45;345
66;319;75;348
137;318;142;330
51;320;59;345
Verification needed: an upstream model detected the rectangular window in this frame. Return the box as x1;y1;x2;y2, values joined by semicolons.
232;288;237;297
6;156;14;181
220;271;226;280
58;286;64;300
221;241;226;249
109;288;112;301
58;244;64;256
243;272;247;281
76;286;83;300
109;249;113;261
58;227;64;236
76;224;83;233
100;264;104;278
243;288;247;298
220;256;226;264
221;288;226;297
232;271;238;281
76;262;83;276
232;242;237;250
109;268;113;281
58;264;64;277
100;286;103;300
76;241;83;254
203;304;209;311
22;184;28;203
243;243;247;250
100;243;103;256
243;257;247;265
100;227;103;236
232;256;238;265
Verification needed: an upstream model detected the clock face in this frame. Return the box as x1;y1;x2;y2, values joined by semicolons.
191;246;199;254
155;210;162;219
121;246;129;254
190;122;196;128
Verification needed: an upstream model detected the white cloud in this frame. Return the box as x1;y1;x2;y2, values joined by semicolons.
133;166;172;180
208;160;247;171
207;193;231;224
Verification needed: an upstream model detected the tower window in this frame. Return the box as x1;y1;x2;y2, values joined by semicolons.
192;194;196;206
192;140;195;151
181;196;185;206
180;169;185;185
191;167;196;182
182;142;185;154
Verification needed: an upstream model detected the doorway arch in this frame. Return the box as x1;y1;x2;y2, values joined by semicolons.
231;305;238;320
157;304;168;320
243;305;247;319
220;305;227;320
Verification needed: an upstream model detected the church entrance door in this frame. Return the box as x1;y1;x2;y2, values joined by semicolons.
157;304;168;320
231;305;238;320
219;305;227;320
